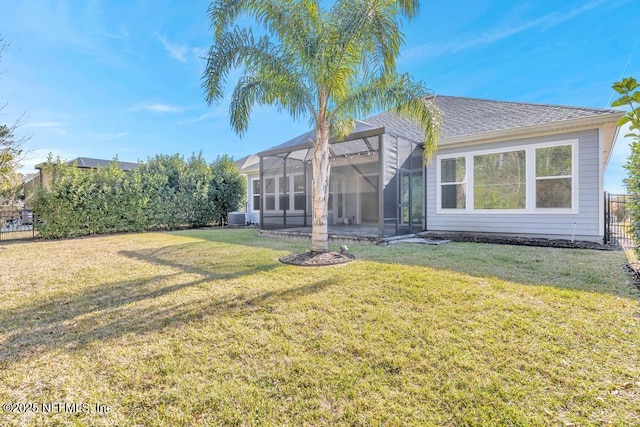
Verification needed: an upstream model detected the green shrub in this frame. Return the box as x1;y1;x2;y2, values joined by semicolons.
32;152;245;238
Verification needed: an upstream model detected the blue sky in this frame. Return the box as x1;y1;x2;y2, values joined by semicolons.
1;0;638;192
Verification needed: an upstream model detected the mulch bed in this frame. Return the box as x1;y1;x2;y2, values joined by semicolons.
279;251;355;267
624;263;640;292
418;232;615;250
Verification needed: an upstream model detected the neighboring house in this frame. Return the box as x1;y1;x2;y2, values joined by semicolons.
237;95;624;243
23;157;140;207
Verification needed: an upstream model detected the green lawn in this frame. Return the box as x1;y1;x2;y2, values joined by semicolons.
0;229;638;426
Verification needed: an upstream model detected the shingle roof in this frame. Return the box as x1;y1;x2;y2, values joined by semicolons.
69;157;139;171
258;121;384;157
235;154;260;172
255;95;623;156
365;95;622;141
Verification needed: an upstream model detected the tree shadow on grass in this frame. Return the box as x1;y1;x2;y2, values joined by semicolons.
117;241;278;279
170;229;639;300
0;265;335;367
0;239;339;366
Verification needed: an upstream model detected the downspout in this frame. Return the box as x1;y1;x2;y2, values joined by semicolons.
423;147;427;232
259;156;264;229
283;155;287;227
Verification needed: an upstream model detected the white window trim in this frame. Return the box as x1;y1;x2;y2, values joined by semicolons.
262;173;305;213
436;139;578;215
263;176;277;212
289;173;305;213
250;177;261;213
439;156;467;210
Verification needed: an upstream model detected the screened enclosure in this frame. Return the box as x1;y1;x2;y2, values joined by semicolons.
258;121;425;238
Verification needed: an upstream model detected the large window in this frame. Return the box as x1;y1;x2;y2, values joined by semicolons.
440;157;466;209
438;140;576;213
260;174;304;212
473;150;526;209
535;145;572;208
251;179;261;211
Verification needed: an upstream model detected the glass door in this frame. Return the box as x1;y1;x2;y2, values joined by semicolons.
398;170;411;235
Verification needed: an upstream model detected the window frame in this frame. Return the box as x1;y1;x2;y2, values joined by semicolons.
260;173;305;213
439;156;467;210
250;178;261;212
263;176;277;212
436;139;578;214
534;143;574;210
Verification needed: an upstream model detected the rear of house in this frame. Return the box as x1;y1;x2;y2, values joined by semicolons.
237;96;623;243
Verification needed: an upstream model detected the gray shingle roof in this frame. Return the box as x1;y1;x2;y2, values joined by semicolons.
254;95;623;157
366;95;622;141
69;157;139;171
258;121;383;157
235;154;260;172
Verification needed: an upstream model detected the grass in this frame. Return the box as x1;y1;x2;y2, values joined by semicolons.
0;229;639;426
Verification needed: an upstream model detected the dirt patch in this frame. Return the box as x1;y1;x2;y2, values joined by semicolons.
279;251;355;267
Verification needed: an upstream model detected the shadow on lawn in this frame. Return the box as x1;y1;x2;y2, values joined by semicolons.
0;260;335;366
172;229;639;300
0;239;337;365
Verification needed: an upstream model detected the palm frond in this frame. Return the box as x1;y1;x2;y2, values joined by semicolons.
229;74;313;136
334;73;442;159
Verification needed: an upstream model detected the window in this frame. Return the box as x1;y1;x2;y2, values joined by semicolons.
251;179;261;211
400;172;410;224
293;175;305;210
440;157;466;209
278;177;290;211
264;178;276;211
260;174;304;212
473;150;526;209
436;140;576;214
535;145;572;208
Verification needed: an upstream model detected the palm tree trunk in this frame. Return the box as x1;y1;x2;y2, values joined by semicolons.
311;123;331;252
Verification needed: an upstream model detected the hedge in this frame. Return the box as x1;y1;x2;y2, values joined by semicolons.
32;153;245;239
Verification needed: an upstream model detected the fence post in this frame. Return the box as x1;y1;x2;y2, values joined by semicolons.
604;192;609;244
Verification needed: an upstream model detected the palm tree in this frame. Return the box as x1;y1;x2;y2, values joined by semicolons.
204;0;441;253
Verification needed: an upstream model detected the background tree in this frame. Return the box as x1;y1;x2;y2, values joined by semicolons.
0;35;28;205
209;154;246;226
204;0;441;252
612;77;640;247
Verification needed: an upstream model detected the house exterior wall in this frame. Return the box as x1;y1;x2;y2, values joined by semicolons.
244;171;261;224
425;129;603;242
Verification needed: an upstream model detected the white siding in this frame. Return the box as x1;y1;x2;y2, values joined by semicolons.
425;129;602;242
245;171;260;224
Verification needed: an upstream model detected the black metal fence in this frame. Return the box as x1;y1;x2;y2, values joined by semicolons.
0;209;38;241
604;193;633;248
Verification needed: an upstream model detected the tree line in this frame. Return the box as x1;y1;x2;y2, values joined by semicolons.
32;153;245;238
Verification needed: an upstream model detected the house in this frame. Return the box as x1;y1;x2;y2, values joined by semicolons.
234;154;261;224
237;96;624;243
23;157;139;207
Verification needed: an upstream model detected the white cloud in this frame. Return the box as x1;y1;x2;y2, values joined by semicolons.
155;32;188;62
90;132;128;141
192;46;208;60
125;103;183;113
402;0;608;61
179;109;227;125
23;121;67;136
